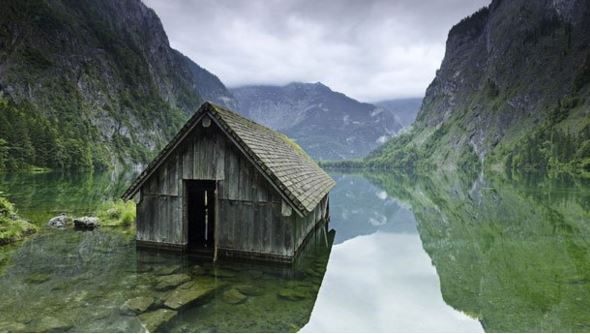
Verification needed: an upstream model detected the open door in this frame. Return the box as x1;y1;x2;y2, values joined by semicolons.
186;180;216;252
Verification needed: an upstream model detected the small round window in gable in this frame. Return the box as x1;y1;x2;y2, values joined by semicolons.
202;115;211;127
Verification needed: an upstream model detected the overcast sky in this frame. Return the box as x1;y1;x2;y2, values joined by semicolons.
144;0;489;102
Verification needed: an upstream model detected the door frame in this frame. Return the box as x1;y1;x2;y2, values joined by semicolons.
183;179;218;257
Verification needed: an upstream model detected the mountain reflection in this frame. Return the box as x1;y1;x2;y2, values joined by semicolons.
304;173;482;332
367;171;590;332
4;170;587;331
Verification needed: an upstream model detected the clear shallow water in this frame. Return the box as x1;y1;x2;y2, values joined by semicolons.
0;171;589;332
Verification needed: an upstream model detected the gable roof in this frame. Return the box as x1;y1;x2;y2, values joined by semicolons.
122;102;336;215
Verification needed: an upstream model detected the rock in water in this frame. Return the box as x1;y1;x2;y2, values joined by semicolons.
73;216;100;230
155;274;191;291
25;273;51;284
47;214;68;229
164;278;218;310
210;268;237;278
222;288;247;305
235;284;264;296
191;265;206;276
0;321;26;332
35;317;72;332
277;287;308;301
119;296;154;315
138;309;177;332
154;264;181;276
245;269;263;279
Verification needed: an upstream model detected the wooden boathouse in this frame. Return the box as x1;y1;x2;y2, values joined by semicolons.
122;102;335;263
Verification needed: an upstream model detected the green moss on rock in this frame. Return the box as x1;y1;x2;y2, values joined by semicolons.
0;197;37;245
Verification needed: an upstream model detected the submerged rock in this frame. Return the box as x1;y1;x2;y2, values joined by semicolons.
235;284;264;297
191;265;206;276
155;274;191;291
222;288;247;305
277;287;308;301
47;214;68;229
73;216;100;230
304;268;322;279
0;321;26;332
244;269;263;279
155;264;181;276
35;317;72;332
138;309;177;332
25;273;51;284
120;296;154;315
210;268;237;278
164;278;218;310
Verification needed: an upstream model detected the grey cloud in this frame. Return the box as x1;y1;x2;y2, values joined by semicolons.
144;0;490;101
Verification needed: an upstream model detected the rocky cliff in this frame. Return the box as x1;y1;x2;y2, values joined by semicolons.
0;0;236;170
232;82;402;160
369;0;590;177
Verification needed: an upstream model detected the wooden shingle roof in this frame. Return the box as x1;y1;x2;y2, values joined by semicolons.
122;102;335;215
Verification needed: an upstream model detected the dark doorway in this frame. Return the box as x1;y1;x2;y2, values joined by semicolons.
186;180;216;252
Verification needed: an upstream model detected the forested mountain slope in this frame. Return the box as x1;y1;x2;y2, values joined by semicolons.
369;0;590;178
0;0;236;171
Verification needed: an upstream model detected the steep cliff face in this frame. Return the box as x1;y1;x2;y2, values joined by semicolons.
0;0;235;170
232;82;402;160
370;0;590;176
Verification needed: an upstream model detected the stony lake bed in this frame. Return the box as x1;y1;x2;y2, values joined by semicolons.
0;171;589;332
0;226;332;332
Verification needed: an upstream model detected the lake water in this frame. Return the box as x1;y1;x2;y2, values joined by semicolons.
0;170;589;332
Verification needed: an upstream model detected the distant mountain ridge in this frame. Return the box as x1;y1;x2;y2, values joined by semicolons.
375;98;422;128
0;0;236;170
232;82;403;160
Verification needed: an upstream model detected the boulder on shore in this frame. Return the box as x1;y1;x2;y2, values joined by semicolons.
47;214;68;229
73;216;100;230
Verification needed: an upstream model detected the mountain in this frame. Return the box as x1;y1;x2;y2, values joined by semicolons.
0;0;236;171
375;98;422;128
231;82;403;160
368;0;590;178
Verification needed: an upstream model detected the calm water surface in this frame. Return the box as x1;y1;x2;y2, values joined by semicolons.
0;171;589;332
